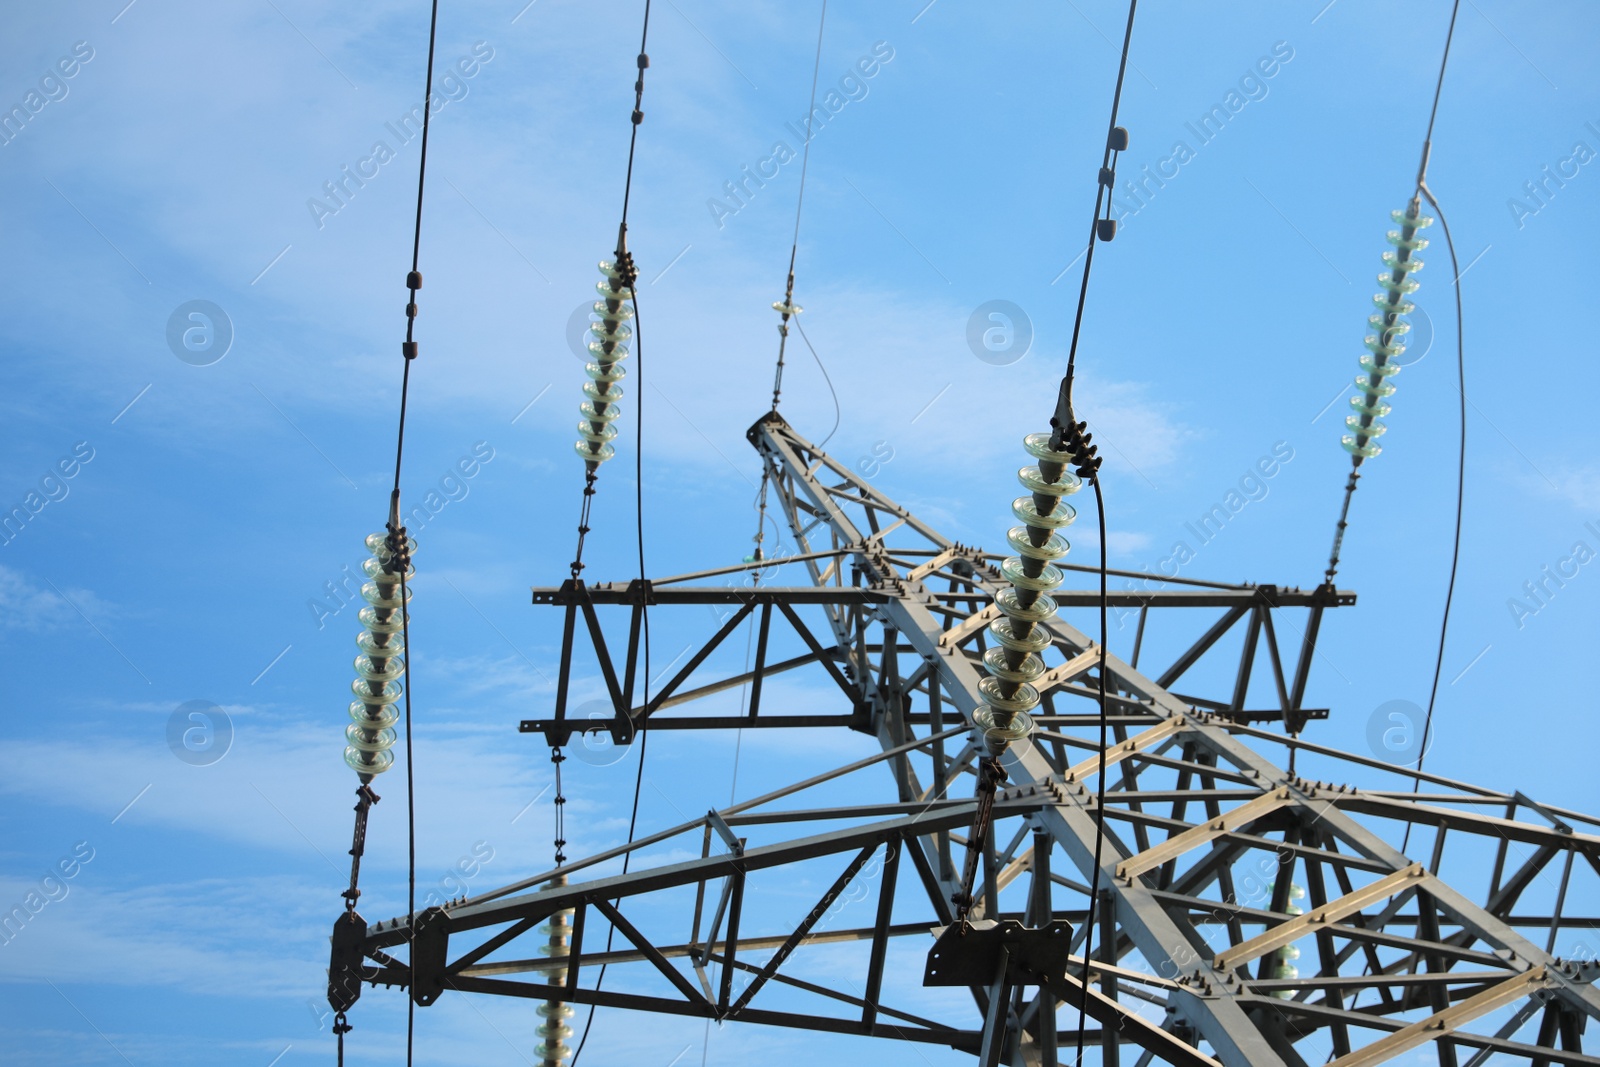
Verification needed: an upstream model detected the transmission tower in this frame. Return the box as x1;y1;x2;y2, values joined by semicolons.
328;411;1600;1067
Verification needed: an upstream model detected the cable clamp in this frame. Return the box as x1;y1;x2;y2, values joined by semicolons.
1048;378;1103;478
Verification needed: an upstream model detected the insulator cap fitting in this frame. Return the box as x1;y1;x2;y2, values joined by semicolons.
406;271;422;290
402;341;419;360
974;706;1034;757
1096;218;1118;242
1108;126;1129;151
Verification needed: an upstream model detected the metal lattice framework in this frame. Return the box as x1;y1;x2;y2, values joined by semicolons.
333;413;1600;1067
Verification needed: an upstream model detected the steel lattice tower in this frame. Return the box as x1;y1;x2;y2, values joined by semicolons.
330;412;1600;1067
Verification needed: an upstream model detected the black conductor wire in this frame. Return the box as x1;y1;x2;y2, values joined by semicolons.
1061;0;1139;387
570;6;656;1063
1322;0;1461;592
1403;0;1465;852
793;318;840;449
1052;3;1139;1064
1401;184;1463;853
389;3;443;1065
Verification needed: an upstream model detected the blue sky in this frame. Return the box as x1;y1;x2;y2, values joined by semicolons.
1;0;1597;1064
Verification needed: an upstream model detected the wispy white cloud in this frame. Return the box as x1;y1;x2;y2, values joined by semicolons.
0;874;320;996
0;566;117;632
0;713;552;879
1537;464;1600;512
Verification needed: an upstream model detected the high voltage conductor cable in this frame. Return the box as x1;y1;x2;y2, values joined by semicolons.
570;226;655;1067
794;317;841;448
1308;1;1465;855
328;2;443;1066
1017;3;1139;1064
1321;0;1459;589
553;5;656;1065
617;0;652;240
1060;0;1138;387
1410;193;1461;781
1406;0;1466;849
394;3;443;1065
1068;471;1113;1067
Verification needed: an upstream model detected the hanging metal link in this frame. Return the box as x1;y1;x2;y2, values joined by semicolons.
954;757;1006;923
342;784;379;911
551;745;567;866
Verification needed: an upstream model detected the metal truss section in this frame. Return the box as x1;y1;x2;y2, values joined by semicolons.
342;413;1600;1067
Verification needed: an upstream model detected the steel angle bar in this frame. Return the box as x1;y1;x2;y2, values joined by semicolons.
647;548;852;587
450;973;963;1044
905;548;959;583
1324;968;1552;1067
1246;970;1511;993
457;922;936;977
637;600;755;719
703;949;965;1037
442;807;977;933
1239;991;1600;1067
1229;606;1264;714
747;601;774;719
611;714;858;730
1459;996;1547;1067
1146;894;1510;970
724;798;979;828
1064;717;1187;785
1214;863;1430;971
726;845;876;1014
591;897;709;1007
1021;960;1225;1067
459;727;969;912
937;604;1002;649
1333;793;1600;855
1033;648;1103;697
1217;726;1600;830
533;584;885;606
1154;605;1250;690
919;587;1351;609
1117;789;1297;881
775;600;859;700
